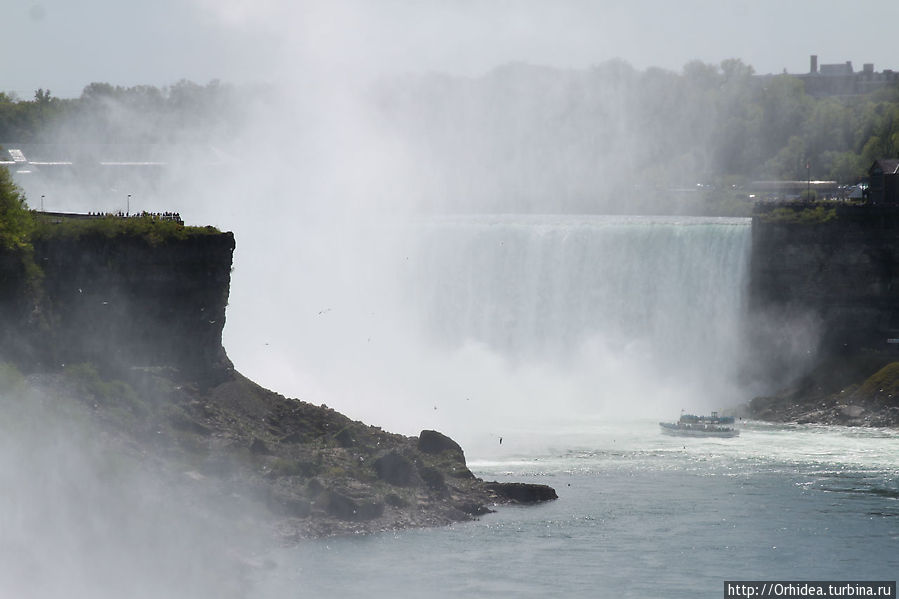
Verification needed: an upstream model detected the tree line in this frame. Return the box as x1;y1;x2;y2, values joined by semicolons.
3;62;899;213
373;59;899;211
0;79;257;144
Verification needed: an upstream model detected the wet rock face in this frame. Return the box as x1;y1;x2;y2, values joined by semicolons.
0;231;235;381
749;209;899;369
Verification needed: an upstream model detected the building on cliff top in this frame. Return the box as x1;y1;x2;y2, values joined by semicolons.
868;159;899;204
790;55;899;97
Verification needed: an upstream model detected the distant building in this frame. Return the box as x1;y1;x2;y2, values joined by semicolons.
792;55;899;97
868;159;899;204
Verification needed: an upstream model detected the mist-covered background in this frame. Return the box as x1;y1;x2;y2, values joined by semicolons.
3;2;899;597
5;58;899;213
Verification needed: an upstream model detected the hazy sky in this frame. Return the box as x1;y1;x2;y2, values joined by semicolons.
6;0;899;98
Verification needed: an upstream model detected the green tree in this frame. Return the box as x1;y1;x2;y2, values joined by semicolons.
0;166;33;249
758;75;811;161
714;59;762;177
764;135;808;180
823;150;865;182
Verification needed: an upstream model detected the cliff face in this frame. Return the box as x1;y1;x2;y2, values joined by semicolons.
0;230;235;380
748;205;899;380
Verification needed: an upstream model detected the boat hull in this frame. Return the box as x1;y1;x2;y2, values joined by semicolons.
659;422;740;438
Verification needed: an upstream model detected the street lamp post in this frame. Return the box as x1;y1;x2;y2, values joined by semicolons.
807;161;811;200
127;194;131;216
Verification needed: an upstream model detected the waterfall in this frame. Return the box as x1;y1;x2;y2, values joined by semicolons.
405;215;751;368
227;214;753;448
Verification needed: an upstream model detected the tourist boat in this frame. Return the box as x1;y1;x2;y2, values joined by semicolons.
659;411;739;438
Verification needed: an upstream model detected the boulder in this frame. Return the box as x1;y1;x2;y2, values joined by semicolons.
484;481;558;504
417;430;463;455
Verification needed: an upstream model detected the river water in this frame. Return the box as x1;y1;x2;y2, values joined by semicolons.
256;420;899;598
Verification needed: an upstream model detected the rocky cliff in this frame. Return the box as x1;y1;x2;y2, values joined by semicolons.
749;205;899;365
747;203;899;425
0;227;235;382
37;230;235;379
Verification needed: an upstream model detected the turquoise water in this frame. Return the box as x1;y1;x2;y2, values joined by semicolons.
257;420;899;598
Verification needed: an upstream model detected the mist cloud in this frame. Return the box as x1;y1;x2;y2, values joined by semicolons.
0;380;265;599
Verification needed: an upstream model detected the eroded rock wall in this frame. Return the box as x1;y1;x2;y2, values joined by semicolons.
0;230;235;381
748;206;899;381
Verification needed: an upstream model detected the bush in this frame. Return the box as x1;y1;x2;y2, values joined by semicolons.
858;362;899;405
757;203;837;224
32;213;220;246
0;166;34;250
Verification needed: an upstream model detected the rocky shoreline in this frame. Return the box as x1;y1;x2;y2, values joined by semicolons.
748;393;899;428
13;365;557;543
747;355;899;429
